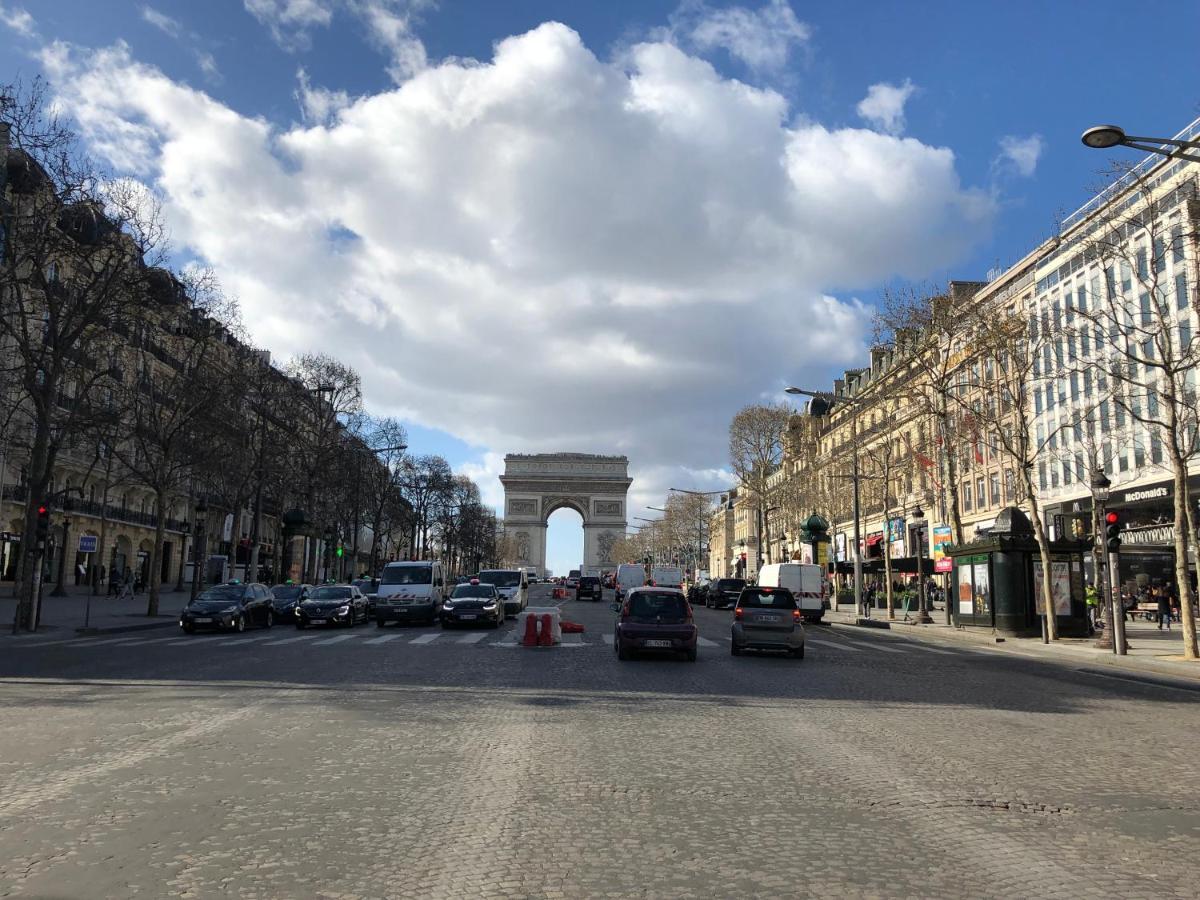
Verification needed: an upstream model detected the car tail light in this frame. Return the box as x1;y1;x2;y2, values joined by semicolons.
793;609;801;623
734;606;743;620
621;602;631;618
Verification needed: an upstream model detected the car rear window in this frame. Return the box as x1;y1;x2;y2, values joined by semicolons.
739;588;796;609
629;592;689;618
579;577;600;586
716;579;746;591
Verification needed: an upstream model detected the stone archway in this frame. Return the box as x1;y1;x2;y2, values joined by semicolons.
500;454;631;575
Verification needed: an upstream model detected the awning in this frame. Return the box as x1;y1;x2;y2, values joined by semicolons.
865;534;884;547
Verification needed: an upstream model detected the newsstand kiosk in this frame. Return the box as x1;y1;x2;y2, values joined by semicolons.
946;506;1090;638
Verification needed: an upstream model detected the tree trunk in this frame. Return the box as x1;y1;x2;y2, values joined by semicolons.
1168;445;1198;659
883;505;895;620
94;475;111;597
1024;476;1059;641
248;481;263;583
15;424;53;631
147;489;165;616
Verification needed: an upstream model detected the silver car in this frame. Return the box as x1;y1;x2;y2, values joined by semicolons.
731;586;805;658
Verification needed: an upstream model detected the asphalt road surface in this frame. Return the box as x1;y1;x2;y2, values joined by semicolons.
2;583;1198;898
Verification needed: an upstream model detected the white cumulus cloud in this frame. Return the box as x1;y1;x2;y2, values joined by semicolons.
996;133;1044;177
672;0;809;73
39;24;991;509
244;0;334;49
0;2;35;37
856;78;917;135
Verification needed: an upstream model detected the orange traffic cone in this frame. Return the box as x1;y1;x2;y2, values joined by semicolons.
522;614;540;647
539;613;553;646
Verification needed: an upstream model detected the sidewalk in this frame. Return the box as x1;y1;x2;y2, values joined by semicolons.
0;583;191;636
824;602;1200;684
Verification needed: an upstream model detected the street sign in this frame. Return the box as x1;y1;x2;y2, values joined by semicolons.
78;535;98;553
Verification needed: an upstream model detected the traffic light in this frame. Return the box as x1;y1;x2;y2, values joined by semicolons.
1104;511;1123;552
336;545;344;559
35;505;50;544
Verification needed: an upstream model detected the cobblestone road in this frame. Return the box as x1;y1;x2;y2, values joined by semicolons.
1;585;1198;898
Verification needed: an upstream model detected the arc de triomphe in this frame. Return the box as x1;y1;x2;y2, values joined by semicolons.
499;454;631;575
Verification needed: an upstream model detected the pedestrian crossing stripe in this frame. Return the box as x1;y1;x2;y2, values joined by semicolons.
363;634;403;645
311;633;357;646
409;633;440;645
806;638;861;652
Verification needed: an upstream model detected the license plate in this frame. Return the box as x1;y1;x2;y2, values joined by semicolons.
194;617;212;623
309;618;326;625
459;614;477;620
644;639;671;648
754;615;779;623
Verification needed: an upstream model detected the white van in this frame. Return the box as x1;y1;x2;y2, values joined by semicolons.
756;563;826;622
375;560;447;625
651;565;684;589
478;569;527;615
615;563;647;602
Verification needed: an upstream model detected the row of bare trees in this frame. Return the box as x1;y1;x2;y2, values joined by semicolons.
0;83;500;630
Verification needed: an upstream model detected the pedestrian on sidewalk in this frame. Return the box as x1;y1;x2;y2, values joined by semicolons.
108;567;121;596
117;569;134;601
1156;588;1172;630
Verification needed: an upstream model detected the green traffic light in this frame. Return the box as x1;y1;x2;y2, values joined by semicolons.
336;547;344;558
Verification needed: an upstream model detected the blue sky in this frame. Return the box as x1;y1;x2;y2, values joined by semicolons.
3;1;1198;574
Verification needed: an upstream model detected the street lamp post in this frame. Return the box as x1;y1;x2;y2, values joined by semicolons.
1081;125;1200;163
190;498;208;601
910;506;932;624
175;519;190;593
1091;470;1117;652
787;386;865;617
50;516;71;597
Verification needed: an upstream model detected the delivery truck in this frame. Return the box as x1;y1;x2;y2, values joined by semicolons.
756;563;827;622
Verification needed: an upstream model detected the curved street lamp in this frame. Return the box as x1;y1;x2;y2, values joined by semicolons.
1080;125;1200;163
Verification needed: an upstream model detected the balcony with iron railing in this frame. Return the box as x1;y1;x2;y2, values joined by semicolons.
0;483;189;532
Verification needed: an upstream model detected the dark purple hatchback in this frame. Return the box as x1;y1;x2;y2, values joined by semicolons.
613;588;698;662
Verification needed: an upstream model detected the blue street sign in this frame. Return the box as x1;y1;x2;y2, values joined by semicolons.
78;535;98;554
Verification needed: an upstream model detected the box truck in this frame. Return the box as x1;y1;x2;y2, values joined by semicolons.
756;563;827;622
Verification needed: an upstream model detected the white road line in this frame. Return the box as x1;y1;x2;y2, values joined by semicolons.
261;634;320;646
410;632;441;645
73;637;143;647
600;634;614;646
363;634;404;645
697;636;719;648
457;632;489;644
807;638;862;652
218;635;273;647
310;633;359;646
109;636;182;647
7;637;94;649
908;644;960;656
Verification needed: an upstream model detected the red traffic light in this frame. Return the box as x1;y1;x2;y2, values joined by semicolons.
1105;512;1119;525
36;505;49;516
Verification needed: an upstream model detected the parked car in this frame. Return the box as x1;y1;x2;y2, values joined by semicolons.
270;582;311;620
612;587;697;662
441;580;505;628
731;586;805;658
706;577;746;609
296;584;370;628
180;582;275;633
575;575;603;601
687;579;711;606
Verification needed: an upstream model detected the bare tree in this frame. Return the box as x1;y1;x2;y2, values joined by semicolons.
1067;164;1200;658
109;268;241;615
875;282;984;544
1;84;166;629
728;403;790;571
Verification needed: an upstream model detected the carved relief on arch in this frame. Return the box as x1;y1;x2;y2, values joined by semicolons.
541;496;589;520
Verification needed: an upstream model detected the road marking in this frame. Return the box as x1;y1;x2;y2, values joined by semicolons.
74;637;146;647
807;638;861;652
839;635;907;653
218;635;273;646
457;632;489;644
908;644;959;656
600;634;613;646
108;636;182;647
260;634;320;646
363;634;404;645
311;633;359;646
697;636;719;648
410;632;441;645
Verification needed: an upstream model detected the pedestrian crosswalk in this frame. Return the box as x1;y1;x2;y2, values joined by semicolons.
5;627;972;657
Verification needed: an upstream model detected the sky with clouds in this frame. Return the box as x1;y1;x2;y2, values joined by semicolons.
2;0;1197;574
